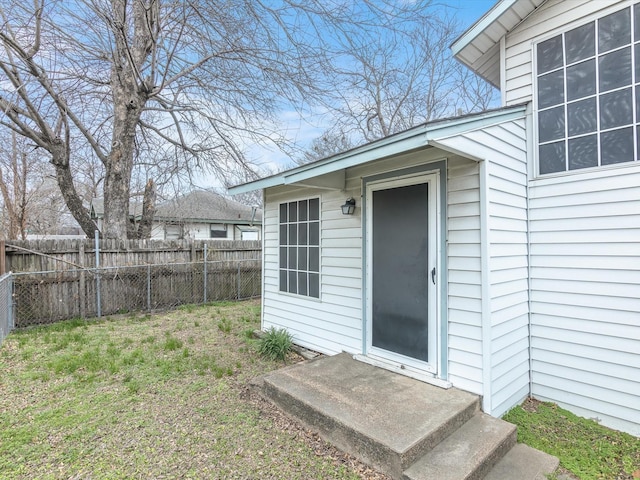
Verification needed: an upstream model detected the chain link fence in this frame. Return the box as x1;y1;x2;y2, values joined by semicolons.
0;273;14;346
12;259;261;328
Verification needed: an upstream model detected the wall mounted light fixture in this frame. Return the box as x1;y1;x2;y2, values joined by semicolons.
341;197;356;215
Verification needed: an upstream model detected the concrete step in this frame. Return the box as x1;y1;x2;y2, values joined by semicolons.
257;353;559;480
402;413;517;480
260;353;480;479
483;443;559;480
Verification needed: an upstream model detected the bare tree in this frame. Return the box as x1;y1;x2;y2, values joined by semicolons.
0;0;328;239
298;130;355;165
318;7;499;146
0;131;72;239
0;133;31;239
1;0;490;239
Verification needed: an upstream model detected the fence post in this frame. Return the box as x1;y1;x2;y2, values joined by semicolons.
0;241;5;275
95;231;101;318
79;242;86;319
147;264;151;312
237;262;241;300
9;274;14;330
191;241;197;302
203;243;207;304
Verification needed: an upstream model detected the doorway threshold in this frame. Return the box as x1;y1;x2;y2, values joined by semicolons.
353;354;452;389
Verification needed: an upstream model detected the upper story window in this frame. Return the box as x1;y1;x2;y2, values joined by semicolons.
536;3;640;175
279;198;320;298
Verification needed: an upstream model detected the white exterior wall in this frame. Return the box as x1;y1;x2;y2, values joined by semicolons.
149;222;261;240
262;149;451;355
437;119;529;416
262;185;363;355
261;118;529;415
498;0;640;434
529;166;640;435
484;123;530;417
447;157;483;395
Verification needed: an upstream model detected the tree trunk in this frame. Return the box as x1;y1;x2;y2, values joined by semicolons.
101;0;153;241
137;179;156;239
50;143;98;238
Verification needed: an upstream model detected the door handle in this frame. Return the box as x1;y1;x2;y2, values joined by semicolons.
431;267;436;285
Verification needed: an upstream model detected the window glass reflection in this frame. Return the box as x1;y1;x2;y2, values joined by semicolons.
568;98;597;136
568;135;598;170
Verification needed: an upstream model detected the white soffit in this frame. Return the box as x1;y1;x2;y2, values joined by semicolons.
451;0;545;87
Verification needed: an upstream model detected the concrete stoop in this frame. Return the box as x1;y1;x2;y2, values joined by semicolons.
258;353;558;480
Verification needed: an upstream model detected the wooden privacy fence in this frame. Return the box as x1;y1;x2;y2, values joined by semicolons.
3;239;262;328
4;238;261;273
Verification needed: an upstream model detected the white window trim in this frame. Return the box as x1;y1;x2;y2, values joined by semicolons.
277;196;321;299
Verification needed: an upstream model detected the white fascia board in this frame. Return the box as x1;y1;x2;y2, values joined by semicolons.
451;0;518;57
228;127;428;195
228;105;527;195
425;106;525;143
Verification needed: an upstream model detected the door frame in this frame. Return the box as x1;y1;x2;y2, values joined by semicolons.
363;166;442;377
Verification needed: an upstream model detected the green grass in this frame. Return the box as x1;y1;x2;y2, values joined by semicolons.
503;399;640;479
0;300;362;480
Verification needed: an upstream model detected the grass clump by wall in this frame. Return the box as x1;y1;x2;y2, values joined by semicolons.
257;327;293;362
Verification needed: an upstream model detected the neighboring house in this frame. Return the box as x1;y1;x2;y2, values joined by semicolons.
229;0;640;437
90;191;262;240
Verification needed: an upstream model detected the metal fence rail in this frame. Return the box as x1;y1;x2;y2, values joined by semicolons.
12;258;261;328
0;273;14;345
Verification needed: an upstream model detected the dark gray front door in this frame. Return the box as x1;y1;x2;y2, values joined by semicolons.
372;182;430;362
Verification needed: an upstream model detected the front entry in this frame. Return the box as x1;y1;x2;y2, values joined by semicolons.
365;172;439;375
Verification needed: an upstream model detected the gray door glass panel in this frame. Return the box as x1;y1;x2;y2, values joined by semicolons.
372;183;429;362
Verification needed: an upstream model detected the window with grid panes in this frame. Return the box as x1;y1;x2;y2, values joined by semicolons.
536;3;640;174
279;198;320;298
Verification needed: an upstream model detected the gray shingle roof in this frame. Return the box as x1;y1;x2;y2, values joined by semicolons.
155;191;262;224
90;191;262;224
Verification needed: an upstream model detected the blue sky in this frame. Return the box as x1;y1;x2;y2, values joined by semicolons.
205;0;502;190
452;0;497;29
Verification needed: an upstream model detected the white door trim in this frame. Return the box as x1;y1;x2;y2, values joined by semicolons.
364;170;441;375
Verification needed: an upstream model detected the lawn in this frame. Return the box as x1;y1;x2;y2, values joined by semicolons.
0;300;386;480
3;301;639;480
503;398;640;480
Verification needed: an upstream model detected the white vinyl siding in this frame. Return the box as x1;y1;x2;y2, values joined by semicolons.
497;0;640;433
263;186;363;354
529;165;640;435
437;119;529;416
485;126;530;417
262;147;452;359
447;157;483;395
261;115;530;419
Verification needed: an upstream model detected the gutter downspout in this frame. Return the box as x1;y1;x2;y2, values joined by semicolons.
260;191;266;332
525;104;534;400
479;158;492;415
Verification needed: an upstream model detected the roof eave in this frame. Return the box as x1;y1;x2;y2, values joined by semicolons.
451;0;518;58
228;105;527;195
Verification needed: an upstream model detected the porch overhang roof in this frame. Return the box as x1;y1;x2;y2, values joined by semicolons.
228;105;527;195
451;0;545;88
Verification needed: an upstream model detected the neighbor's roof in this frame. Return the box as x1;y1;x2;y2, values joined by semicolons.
90;198;142;218
90;191;262;224
228;104;527;195
451;0;546;87
154;190;262;224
